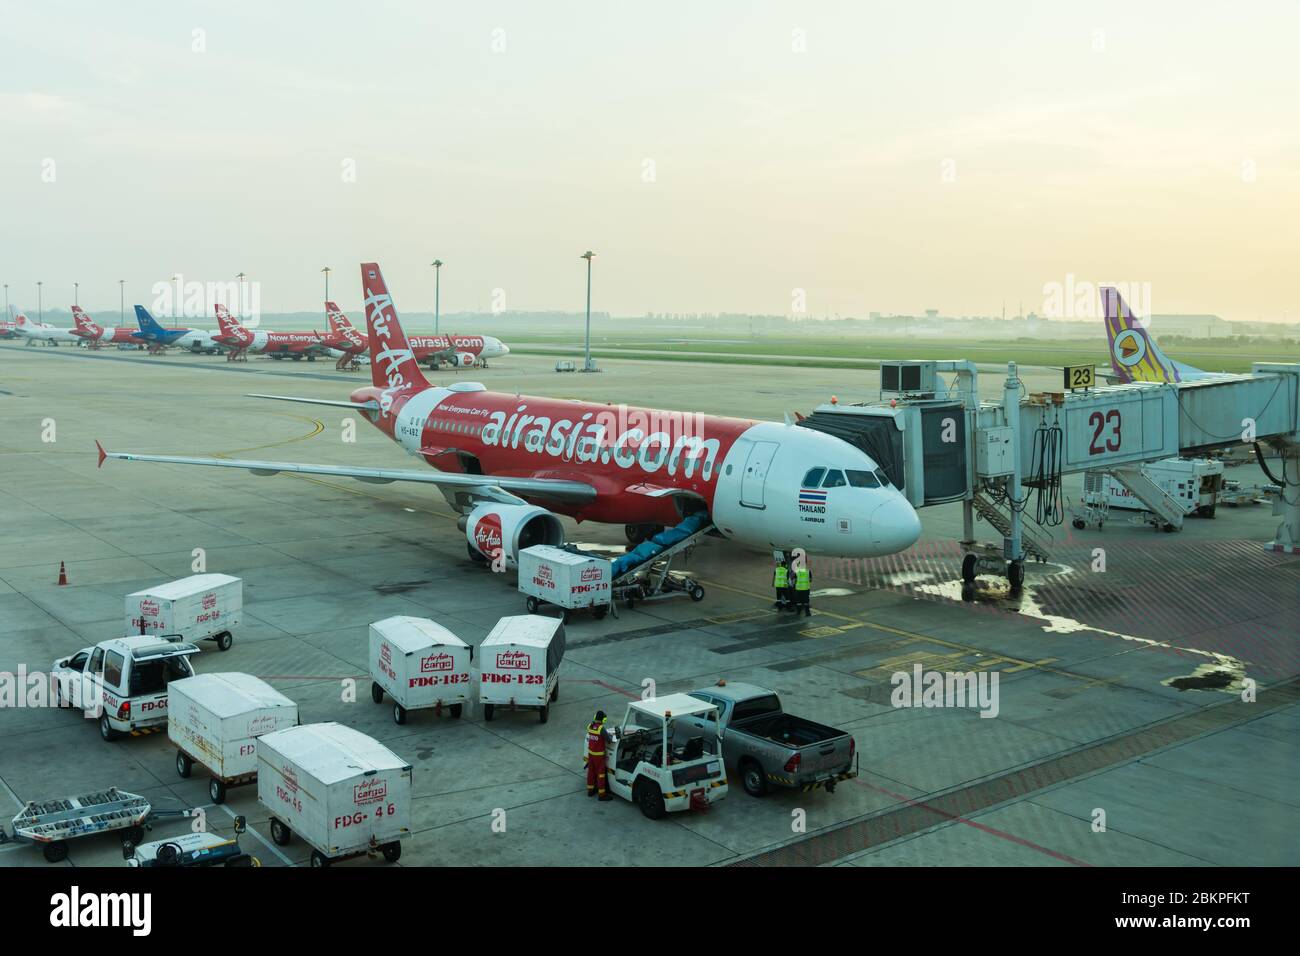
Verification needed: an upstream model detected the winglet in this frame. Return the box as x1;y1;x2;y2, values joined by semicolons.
95;440;107;468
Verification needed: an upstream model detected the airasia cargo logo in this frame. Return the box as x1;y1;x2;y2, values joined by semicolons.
421;651;454;673
354;779;387;805
580;567;603;582
282;766;299;793
139;599;160;618
201;593;216;610
496;650;531;670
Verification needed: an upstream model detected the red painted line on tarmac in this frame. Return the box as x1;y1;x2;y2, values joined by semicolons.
855;778;1093;867
585;680;639;699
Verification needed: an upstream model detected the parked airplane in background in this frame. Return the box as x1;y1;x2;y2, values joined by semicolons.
213;304;329;361
133;306;221;354
0;306;17;339
71;306;147;348
13;310;79;345
325;307;509;369
1102;287;1221;383
409;331;511;369
318;301;367;369
100;262;920;566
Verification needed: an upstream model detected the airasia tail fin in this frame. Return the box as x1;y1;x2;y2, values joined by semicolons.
71;306;102;337
360;263;430;393
214;303;245;337
325;301;364;347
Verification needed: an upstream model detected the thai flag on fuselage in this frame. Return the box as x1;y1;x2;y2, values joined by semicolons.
798;488;827;505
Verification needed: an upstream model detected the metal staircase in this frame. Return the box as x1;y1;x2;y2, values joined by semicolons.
972;492;1053;562
1107;466;1186;530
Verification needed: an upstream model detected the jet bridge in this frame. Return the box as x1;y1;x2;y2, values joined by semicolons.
798;359;1300;588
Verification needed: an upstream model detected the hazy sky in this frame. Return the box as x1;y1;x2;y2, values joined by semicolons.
3;1;1297;323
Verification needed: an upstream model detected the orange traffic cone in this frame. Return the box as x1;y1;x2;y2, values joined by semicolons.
57;561;68;586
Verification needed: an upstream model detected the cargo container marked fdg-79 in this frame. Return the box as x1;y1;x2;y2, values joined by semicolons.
98;263;921;564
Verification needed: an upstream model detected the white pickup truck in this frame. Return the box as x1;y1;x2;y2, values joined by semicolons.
53;637;200;741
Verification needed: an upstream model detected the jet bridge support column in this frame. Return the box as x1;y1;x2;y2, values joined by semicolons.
1270;442;1300;554
1003;362;1025;588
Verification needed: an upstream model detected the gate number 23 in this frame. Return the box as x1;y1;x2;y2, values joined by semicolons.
1088;410;1121;455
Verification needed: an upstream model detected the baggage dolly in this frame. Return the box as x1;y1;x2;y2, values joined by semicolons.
0;787;194;863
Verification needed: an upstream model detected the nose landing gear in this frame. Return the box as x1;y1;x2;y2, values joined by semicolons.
961;550;1026;593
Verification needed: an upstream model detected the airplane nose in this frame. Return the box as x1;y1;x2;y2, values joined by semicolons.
498;343;510;355
870;497;921;553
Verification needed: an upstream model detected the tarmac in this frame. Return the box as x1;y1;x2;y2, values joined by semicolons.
0;340;1295;867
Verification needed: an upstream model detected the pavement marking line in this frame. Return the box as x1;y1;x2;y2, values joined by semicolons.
730;676;1300;867
699;576;1105;687
210;413;325;457
0;774;23;811
214;802;294;867
852;778;1093;867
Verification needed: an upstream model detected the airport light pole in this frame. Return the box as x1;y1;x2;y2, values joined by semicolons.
581;250;595;371
37;281;42;323
73;282;79;308
431;260;442;336
321;266;331;306
4;283;8;318
171;274;181;324
235;272;246;319
119;280;125;326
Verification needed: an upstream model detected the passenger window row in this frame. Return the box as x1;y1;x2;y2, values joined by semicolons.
434;420;482;437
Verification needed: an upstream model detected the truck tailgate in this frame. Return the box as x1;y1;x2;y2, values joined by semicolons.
797;735;854;776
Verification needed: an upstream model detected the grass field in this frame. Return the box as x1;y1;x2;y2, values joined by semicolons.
509;332;1296;374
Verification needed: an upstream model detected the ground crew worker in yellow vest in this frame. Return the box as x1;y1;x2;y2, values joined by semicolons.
772;557;790;610
584;710;612;800
792;562;812;616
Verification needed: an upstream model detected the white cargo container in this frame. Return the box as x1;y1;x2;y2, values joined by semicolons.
368;616;472;725
126;574;243;652
258;723;411;868
479;615;565;724
168;672;298;804
518;545;612;620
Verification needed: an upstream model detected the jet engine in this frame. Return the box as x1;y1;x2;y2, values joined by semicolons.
462;503;565;567
450;351;477;368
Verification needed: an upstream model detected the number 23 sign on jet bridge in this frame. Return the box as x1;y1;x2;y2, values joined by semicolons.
1055;389;1178;470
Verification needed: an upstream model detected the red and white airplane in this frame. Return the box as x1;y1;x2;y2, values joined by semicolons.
318;301;367;369
0;306;16;339
409;331;510;369
71;306;148;348
99;263;921;564
213;304;331;362
326;306;508;370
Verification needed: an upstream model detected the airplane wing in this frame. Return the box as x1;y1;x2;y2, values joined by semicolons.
247;393;381;411
94;442;596;505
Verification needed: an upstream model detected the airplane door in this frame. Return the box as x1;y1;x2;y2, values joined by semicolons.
740;441;779;509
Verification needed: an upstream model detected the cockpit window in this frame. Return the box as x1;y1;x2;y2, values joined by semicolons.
846;469;881;488
874;469;892;487
802;468;826;488
821;470;846;488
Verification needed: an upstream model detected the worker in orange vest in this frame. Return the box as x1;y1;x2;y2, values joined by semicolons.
584;710;612;800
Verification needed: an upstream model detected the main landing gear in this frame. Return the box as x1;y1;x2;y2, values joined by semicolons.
624;524;664;545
